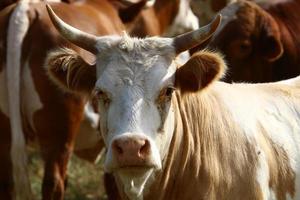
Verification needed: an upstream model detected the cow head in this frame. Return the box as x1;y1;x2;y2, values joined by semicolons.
46;5;222;199
208;0;283;83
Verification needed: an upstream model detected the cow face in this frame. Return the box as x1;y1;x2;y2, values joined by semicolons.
45;5;221;199
209;0;283;83
94;36;177;198
47;37;179;198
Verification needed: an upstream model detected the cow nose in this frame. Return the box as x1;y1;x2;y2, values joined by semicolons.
112;136;151;166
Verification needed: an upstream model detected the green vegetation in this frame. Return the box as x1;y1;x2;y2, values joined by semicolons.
28;147;107;200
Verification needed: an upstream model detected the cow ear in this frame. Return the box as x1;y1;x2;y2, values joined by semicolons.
46;48;96;95
175;51;226;93
260;12;283;62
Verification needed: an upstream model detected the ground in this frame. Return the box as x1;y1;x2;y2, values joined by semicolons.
28;147;107;200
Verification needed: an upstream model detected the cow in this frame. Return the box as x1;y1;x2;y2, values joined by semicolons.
0;0;141;199
208;0;300;83
124;0;199;37
1;0;202;198
191;0;236;25
45;5;300;200
104;1;200;197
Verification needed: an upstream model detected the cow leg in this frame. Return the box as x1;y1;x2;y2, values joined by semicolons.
0;112;13;200
34;96;84;200
41;146;72;200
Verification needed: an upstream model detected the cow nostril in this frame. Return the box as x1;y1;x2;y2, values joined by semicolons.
116;145;123;154
113;140;124;155
112;137;151;158
139;140;150;156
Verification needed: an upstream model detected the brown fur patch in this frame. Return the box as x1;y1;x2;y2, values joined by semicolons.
46;48;96;95
209;0;300;83
175;51;226;93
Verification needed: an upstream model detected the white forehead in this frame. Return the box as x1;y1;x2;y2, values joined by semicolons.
94;35;176;95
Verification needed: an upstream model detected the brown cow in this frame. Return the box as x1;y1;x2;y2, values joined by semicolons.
208;0;300;83
0;0;127;199
45;6;300;199
191;0;235;25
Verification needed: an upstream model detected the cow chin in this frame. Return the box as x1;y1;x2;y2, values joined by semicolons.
116;168;154;200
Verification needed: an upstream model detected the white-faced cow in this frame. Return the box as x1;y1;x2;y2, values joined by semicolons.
46;5;300;200
0;0;202;199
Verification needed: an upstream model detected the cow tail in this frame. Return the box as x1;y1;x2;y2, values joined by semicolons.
6;1;32;199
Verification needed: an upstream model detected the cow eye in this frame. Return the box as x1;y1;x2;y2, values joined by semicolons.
156;86;175;104
94;89;111;106
165;87;175;97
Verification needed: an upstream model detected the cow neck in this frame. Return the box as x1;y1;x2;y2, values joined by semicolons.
144;84;261;200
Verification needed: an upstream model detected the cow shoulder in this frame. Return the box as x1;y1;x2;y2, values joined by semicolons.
175;51;226;94
46;48;96;95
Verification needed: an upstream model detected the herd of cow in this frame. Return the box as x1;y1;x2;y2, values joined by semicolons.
1;0;300;199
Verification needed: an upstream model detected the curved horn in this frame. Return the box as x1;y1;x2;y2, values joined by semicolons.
46;4;98;54
173;14;222;54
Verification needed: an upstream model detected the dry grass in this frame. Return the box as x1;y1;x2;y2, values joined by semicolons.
28;147;107;200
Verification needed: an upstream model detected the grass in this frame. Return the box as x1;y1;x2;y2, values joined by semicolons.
27;147;107;200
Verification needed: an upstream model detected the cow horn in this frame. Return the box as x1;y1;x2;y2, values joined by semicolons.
46;4;98;54
173;15;222;54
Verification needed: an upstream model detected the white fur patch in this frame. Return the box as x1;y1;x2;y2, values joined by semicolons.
118;169;153;200
256;149;271;199
218;80;300;199
163;0;199;37
7;1;32;199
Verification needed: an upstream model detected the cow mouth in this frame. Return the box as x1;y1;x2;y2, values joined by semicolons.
116;167;155;199
117;164;158;174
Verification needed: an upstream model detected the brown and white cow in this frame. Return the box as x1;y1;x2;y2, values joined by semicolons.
46;5;300;200
124;0;199;37
0;0;131;199
208;0;300;83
